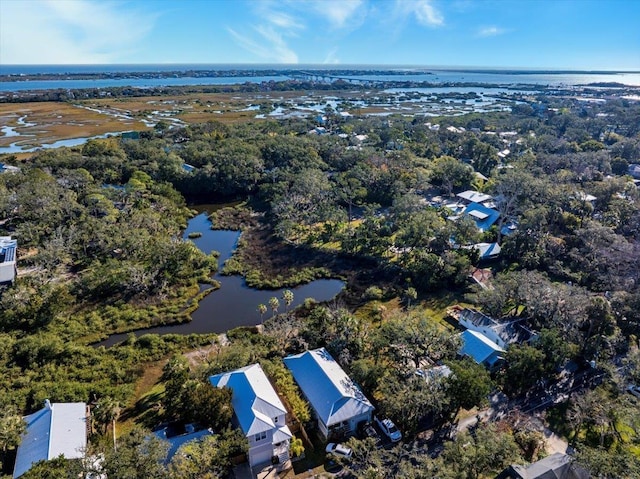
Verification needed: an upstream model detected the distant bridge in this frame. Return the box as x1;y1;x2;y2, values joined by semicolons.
287;71;380;85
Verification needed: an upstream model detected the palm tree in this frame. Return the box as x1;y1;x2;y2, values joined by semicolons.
268;297;280;318
257;303;267;323
282;290;294;312
94;397;121;450
405;287;417;308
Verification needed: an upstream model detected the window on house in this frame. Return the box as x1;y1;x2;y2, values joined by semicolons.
274;417;279;423
254;431;266;442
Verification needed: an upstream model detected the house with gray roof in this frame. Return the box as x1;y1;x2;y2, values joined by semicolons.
457;190;493;205
13;400;87;478
498;452;590;479
458;308;535;349
284;348;374;440
209;363;292;467
0;236;17;284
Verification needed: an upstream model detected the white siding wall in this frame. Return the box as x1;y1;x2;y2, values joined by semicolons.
248;430;274;467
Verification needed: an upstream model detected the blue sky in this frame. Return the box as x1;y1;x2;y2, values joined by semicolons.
1;0;639;69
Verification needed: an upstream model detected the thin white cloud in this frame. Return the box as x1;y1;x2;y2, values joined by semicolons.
0;0;156;64
323;48;340;64
308;0;364;29
478;26;507;37
264;11;304;31
227;0;364;63
396;0;444;27
228;26;298;64
228;2;304;63
255;25;299;63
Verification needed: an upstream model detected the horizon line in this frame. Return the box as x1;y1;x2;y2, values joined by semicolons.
1;63;639;73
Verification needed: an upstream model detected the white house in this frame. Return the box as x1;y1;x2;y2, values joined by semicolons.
13;400;88;478
456;190;493;205
284;348;374;440
0;236;17;284
209;364;292;467
457;308;534;349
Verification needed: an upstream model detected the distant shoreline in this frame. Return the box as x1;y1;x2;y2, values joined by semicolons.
0;69;430;82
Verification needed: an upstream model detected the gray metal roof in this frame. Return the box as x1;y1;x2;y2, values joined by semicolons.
509;452;589;479
284;348;374;427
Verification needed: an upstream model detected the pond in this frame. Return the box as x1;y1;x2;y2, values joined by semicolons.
97;212;345;346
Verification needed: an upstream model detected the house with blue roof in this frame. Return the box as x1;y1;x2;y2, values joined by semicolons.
0;163;20;174
283;348;374;440
0;236;17;284
462;202;501;232
13;400;87;478
209;363;292;467
459;330;505;370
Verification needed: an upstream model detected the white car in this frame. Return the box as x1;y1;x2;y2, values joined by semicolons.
375;416;402;442
325;443;353;459
627;384;640;399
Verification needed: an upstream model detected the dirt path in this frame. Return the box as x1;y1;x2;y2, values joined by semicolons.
183;333;230;368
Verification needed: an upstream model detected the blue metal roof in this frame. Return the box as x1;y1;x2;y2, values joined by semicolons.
0;237;17;263
460;330;504;365
463;202;500;232
210;363;287;436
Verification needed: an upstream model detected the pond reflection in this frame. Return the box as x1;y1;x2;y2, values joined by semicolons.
97;212;344;346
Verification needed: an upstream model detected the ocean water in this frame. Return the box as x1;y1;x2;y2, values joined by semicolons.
1;64;639;91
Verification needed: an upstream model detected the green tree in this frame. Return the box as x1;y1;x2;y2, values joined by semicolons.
168;429;247;479
93;396;121;449
269;296;280;318
503;344;546;396
19;456;83;479
102;428;169;479
445;358;492;419
576;445;640;479
378;373;449;436
181;382;233;431
376;311;460;372
257;303;267;322
430;156;474;195
281;289;294;312
161;356;190;421
440;423;521;479
404;287;418;309
0;407;25;454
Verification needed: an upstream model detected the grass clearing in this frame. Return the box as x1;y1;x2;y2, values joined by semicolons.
117;358;167;437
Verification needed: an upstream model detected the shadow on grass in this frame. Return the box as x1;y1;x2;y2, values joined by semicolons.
119;390;164;430
291;432;329;476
